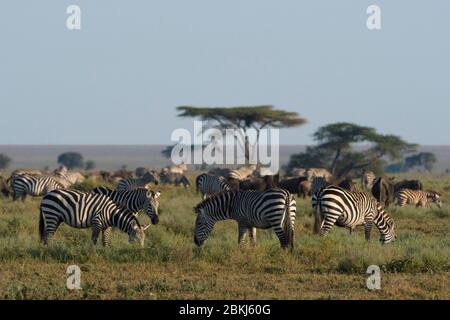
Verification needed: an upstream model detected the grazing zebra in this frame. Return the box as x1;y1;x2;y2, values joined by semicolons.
395;189;442;208
92;186;160;223
39;189;149;246
313;185;396;243
53;169;85;188
117;171;159;190
228;164;257;181
361;171;376;191
195;174;234;199
12;175;64;201
159;171;191;188
194;188;296;249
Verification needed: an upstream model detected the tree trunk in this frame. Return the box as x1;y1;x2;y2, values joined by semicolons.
330;148;341;175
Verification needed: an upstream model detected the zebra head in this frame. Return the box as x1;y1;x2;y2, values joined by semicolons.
375;205;396;244
193;206;215;247
143;171;159;185
429;192;442;208
144;190;161;224
128;220;150;248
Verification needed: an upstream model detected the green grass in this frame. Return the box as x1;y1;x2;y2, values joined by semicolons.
0;173;449;299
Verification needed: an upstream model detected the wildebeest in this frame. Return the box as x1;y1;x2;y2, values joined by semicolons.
336;178;357;192
0;176;10;197
394;180;423;193
278;176;309;197
372;177;395;207
159;171;190;188
239;174;279;192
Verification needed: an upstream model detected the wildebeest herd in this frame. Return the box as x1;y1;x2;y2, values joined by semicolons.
0;164;443;249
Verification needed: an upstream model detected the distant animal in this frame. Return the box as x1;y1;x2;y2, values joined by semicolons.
159;171;190;188
39;189;149;246
371;177;396;207
194;188;296;249
210;164;257;181
239;174;279;192
117;171;159;190
164;162;187;174
195;174;233;199
291;168;307;176
395;189;442;208
0;176;10;197
7;169;43;186
337;178;357;192
305;168;332;181
278;176;308;197
394;180;423;193
298;180;312;198
313;185;396;243
361;170;376;191
52;168;85;187
12;175;64;201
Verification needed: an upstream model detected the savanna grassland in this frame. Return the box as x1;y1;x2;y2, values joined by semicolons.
0;173;449;300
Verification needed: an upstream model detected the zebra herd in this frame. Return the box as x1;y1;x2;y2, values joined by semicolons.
0;164;444;250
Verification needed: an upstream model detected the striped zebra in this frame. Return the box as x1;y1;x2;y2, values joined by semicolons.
53;167;85;187
195;174;233;199
12;175;64;201
313;185;396;243
92;186;160;223
361;170;376;191
39;189;150;246
228;164;257;181
193;188;296;249
395;189;442;208
117;171;159;190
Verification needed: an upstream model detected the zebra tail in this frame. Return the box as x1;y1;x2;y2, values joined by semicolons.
39;207;45;242
313;198;322;235
282;194;294;250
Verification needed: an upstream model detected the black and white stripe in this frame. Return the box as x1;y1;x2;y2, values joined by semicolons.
193;188;296;249
313;185;396;243
92;186;160;223
117;171;159;190
12;175;64;201
39;189;150;246
395;189;442;208
195;174;233;199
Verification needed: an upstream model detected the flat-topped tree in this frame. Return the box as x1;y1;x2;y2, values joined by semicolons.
287;122;417;178
177;105;306;162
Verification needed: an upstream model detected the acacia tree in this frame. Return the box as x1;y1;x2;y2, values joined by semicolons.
57;152;84;169
287;122;416;178
404;152;437;172
176;105;306;162
0;154;11;170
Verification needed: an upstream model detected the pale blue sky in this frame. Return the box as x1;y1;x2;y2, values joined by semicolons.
0;0;449;145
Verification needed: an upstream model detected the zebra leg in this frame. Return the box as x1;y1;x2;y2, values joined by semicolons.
237;223;249;244
364;219;373;241
91;225;101;245
319;214;340;237
102;227;113;247
248;227;257;247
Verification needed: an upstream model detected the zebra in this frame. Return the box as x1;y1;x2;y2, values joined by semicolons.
12;175;65;201
305;168;332;181
195;174;233;199
193;188;296;249
117;171;159;190
228;164;257;181
53;169;85;188
91;186;160;223
361;170;376;191
39;189;150;246
313;185;396;243
395;189;442;208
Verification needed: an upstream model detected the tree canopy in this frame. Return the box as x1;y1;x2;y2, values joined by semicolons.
177;105;306;161
57;152;84;169
286;122;416;178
